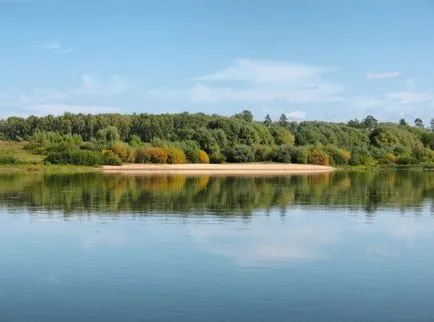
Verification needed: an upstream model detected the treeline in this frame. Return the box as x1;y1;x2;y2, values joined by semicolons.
0;170;432;215
0;111;433;166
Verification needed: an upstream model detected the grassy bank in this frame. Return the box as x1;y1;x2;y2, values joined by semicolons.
0;141;100;173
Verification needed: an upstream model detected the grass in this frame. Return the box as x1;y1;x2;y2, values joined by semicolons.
0;141;100;173
0;141;44;165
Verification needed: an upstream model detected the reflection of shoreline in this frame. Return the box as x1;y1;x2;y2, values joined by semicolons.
103;163;335;175
0;170;432;216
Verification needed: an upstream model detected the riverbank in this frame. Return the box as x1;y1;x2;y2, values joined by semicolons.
103;163;335;175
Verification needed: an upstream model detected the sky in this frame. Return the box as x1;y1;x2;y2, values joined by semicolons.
1;0;434;122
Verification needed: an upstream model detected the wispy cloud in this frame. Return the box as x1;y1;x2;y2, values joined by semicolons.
0;74;131;117
195;59;328;85
32;41;73;54
286;111;307;119
72;74;129;96
365;71;400;80
149;59;344;104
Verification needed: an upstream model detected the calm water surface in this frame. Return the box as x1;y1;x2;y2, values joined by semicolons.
0;170;433;322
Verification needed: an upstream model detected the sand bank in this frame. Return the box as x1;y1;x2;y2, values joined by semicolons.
103;163;335;175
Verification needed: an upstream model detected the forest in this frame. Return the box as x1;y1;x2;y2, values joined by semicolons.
0;110;433;166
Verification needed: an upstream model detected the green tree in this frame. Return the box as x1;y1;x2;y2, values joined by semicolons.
414;118;424;128
263;114;272;128
278;113;289;128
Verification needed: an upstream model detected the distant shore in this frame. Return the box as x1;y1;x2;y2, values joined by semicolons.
103;163;335;175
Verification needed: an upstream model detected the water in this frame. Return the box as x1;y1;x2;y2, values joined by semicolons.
0;170;433;322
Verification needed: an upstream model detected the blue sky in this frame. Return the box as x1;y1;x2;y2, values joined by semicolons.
1;0;434;122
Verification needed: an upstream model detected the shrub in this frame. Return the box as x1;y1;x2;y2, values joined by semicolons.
271;145;292;163
167;147;187;164
325;146;351;166
308;148;331;166
350;147;375;166
223;145;254;163
26;131;83;154
209;151;226;164
45;149;103;166
135;147;151;163
253;144;272;162
111;142;136;162
96;126;120;145
0;155;20;165
69;150;103;166
412;147;434;163
44;151;70;165
80;141;100;151
129;134;143;147
289;146;309;164
102;150;122;165
149;147;169;164
178;141;200;163
396;154;418;165
385;153;397;164
271;126;295;145
198;150;210;164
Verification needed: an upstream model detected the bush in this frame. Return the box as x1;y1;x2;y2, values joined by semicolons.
149;147;169;164
325;146;351;166
111;142;136;162
253;144;272;162
223;145;254;163
96;126;120;145
350;147;375;166
308;148;331;166
412;147;434;163
271;126;295;145
178;141;200;163
198;150;210;164
271;145;292;163
289;146;309;164
135;147;151;163
209;151;226;164
0;155;20;165
396;154;418;165
26;131;83;154
167;147;187;164
68;150;103;166
45;149;103;166
102;151;122;165
129;134;143;147
385;153;397;164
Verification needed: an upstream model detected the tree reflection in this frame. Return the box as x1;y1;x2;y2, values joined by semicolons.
0;170;432;216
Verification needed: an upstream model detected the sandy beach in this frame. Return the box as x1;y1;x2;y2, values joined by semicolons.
103;163;335;175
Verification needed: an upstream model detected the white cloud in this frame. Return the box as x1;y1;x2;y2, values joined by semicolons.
32;41;73;54
286;111;307;119
0;74;130;117
385;91;433;105
405;79;417;91
365;71;400;80
149;59;344;104
26;104;122;115
195;59;328;85
72;74;129;96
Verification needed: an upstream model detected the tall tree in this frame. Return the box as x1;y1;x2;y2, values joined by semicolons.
234;110;254;123
278;113;289;128
362;115;378;131
430;118;434;132
263;114;272;128
414;118;424;128
399;118;408;126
